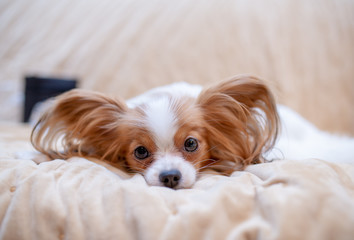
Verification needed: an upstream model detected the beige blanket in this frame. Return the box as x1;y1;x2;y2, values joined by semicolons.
1;123;354;240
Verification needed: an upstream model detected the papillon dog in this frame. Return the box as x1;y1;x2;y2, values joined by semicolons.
31;75;279;189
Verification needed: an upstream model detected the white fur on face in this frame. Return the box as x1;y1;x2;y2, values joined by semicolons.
143;96;178;151
144;154;197;189
140;96;197;188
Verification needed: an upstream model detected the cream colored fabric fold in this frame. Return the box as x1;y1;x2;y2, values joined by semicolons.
1;156;353;240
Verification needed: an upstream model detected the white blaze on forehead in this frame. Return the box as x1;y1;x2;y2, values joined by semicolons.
143;96;178;149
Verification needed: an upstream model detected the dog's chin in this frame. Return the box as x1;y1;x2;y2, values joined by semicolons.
143;155;197;189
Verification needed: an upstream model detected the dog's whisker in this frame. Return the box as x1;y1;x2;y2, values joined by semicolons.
192;158;218;167
196;161;220;171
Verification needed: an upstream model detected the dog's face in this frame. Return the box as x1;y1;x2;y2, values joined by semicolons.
120;96;211;188
31;75;279;189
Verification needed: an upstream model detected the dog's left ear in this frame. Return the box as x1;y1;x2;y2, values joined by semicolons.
197;75;279;171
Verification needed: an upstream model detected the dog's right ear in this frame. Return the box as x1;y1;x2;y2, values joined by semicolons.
31;89;128;160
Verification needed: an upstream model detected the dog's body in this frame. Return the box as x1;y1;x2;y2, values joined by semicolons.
31;75;279;189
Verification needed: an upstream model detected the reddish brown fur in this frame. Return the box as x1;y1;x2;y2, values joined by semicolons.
197;75;279;172
31;90;131;169
31;75;279;176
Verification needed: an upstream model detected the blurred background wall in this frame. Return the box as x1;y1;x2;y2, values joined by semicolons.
0;0;353;135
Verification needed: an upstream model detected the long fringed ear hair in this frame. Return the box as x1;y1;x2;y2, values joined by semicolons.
197;75;279;173
31;89;128;163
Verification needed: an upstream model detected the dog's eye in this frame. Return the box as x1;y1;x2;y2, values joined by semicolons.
134;146;150;160
184;137;198;152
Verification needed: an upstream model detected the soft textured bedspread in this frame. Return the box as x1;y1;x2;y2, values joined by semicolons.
1;124;354;240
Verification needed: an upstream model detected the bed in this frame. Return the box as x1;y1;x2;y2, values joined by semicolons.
1;0;354;239
0;120;354;240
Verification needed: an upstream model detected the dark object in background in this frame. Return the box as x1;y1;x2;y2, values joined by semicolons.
23;76;77;122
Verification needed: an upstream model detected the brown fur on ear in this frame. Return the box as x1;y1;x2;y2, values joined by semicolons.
197;75;279;173
31;89;128;162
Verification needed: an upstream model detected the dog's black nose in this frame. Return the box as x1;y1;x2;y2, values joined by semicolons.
159;169;181;188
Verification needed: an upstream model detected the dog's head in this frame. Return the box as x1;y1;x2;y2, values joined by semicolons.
31;75;279;189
